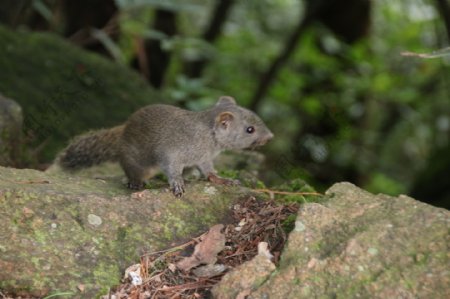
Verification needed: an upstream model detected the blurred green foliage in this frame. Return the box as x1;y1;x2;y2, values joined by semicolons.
161;0;448;200
0;0;448;205
0;25;160;163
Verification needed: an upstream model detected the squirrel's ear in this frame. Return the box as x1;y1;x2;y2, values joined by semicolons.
216;112;234;129
216;96;236;107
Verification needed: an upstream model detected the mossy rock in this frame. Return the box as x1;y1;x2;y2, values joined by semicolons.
0;25;160;163
245;183;450;298
0;166;251;298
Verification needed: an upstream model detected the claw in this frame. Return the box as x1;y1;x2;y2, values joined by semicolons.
171;182;185;197
127;181;145;190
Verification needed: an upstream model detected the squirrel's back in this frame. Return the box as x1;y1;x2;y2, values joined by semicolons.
120;104;212;158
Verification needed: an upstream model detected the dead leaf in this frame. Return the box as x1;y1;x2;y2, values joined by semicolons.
168;263;177;273
176;224;225;271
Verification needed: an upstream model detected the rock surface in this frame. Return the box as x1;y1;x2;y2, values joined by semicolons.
0;166;245;298
212;243;276;299
218;182;449;298
2;169;449;299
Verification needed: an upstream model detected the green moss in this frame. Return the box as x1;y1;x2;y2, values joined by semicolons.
0;25;160;163
412;252;429;266
276;178;316;193
158;189;234;242
116;226;128;243
271;178;323;204
42;291;75;299
0;166;245;297
282;194;307;204
218;169;240;180
253;275;271;289
161;209;192;241
281;214;297;234
144;177;167;190
92;263;121;287
254;180;267;189
30;257;41;268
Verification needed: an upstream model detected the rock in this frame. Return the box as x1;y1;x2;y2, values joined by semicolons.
243;182;450;298
0;93;22;166
0;166;246;298
213;254;275;299
0;25;160;163
212;242;276;299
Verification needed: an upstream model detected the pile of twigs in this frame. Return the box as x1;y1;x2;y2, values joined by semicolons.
106;196;299;299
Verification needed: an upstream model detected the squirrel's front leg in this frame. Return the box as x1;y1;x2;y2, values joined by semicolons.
161;163;185;197
198;161;241;186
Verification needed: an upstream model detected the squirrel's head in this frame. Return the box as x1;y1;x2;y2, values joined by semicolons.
213;96;274;150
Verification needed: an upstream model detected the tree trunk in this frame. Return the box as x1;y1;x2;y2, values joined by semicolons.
62;0;118;56
249;0;371;111
184;0;235;78
0;0;30;28
133;9;177;88
434;0;450;41
248;0;324;111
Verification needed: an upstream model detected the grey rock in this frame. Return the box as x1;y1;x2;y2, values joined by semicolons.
248;182;450;299
0;166;245;298
0;93;23;166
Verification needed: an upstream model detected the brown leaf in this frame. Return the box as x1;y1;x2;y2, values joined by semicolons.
176;224;225;271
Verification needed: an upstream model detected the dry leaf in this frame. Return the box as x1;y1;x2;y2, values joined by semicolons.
176;224;225;271
168;263;177;273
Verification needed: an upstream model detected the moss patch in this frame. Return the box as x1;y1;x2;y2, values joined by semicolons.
0;166;245;298
0;25;160;163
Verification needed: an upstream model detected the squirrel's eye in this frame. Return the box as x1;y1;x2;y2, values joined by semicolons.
246;126;255;134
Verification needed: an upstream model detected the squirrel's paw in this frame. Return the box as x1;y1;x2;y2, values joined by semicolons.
171;182;185;197
127;181;145;190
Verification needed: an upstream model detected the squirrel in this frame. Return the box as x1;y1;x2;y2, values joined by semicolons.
57;96;273;197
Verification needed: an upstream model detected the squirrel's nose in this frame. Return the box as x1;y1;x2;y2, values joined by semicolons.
259;131;274;145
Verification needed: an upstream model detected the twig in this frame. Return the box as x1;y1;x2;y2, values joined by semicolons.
158;281;216;292
401;47;450;59
141;238;198;257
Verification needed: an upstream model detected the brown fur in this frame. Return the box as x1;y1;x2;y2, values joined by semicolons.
57;97;273;196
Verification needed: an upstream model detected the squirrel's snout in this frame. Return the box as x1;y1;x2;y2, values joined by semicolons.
257;131;274;146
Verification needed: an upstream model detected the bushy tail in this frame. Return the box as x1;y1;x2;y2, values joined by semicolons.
57;125;124;170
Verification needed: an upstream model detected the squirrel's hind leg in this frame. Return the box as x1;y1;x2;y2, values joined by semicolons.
120;157;156;190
